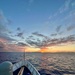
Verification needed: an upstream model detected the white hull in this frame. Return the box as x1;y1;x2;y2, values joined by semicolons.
13;60;40;75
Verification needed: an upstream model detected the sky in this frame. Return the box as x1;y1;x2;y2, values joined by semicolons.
0;0;75;52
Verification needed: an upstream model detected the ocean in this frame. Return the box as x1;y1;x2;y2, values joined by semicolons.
0;52;75;75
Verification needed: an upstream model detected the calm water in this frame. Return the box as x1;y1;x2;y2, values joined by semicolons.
0;52;75;75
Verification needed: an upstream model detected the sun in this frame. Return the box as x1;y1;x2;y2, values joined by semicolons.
40;48;49;53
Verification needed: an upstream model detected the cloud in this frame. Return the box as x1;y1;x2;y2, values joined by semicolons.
0;34;15;42
0;11;25;52
45;0;75;37
59;0;71;13
16;27;25;39
16;32;24;39
16;27;21;31
46;0;73;26
26;34;75;49
0;42;6;52
51;25;62;36
0;10;11;25
51;33;57;36
0;37;18;52
0;41;5;49
4;44;25;52
28;35;33;38
0;24;15;42
0;14;8;33
0;10;16;44
0;40;26;52
26;39;37;47
32;32;48;39
58;31;63;35
48;35;75;47
17;42;27;47
56;25;62;32
51;0;71;18
0;25;8;33
67;25;75;31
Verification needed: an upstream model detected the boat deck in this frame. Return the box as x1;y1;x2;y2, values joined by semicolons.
13;66;31;75
0;61;40;75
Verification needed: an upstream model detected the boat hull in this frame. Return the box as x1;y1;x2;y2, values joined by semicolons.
0;60;40;75
13;60;40;75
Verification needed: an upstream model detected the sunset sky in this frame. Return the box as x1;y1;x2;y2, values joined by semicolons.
0;0;75;52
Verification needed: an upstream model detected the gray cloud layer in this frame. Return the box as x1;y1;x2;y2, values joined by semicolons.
67;25;75;31
17;42;27;47
26;34;75;48
32;32;48;39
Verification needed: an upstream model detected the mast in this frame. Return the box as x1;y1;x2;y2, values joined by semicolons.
24;48;25;60
23;42;31;60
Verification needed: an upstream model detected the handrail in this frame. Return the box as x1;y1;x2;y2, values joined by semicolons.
27;61;40;75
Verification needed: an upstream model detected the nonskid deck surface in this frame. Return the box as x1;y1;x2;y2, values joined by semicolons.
13;66;31;75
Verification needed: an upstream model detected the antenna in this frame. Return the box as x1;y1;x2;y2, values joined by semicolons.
24;48;25;60
23;42;31;61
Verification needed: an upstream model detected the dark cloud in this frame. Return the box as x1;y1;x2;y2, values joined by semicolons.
26;35;34;40
26;34;75;48
66;35;75;42
17;42;27;47
51;33;57;36
67;25;75;31
56;25;62;32
16;27;25;39
49;35;75;47
26;40;38;46
28;35;33;38
0;34;15;42
17;27;21;31
16;32;24;39
51;25;63;36
32;32;48;39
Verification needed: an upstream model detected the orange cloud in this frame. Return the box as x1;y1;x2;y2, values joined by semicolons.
0;38;24;52
0;38;8;43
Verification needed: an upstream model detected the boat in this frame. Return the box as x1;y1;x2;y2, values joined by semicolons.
0;60;40;75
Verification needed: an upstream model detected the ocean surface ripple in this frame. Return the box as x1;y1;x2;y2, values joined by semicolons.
0;52;75;75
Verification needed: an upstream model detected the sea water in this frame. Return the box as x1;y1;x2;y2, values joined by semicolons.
0;52;75;75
